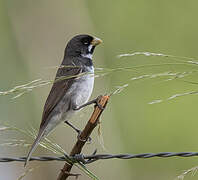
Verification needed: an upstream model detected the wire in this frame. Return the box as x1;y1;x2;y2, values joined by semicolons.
1;152;198;164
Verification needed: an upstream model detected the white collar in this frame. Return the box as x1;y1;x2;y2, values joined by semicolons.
81;53;93;59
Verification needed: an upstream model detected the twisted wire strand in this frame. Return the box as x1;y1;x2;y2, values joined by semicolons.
1;152;198;164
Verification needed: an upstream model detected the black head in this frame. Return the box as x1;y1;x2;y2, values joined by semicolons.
64;34;102;59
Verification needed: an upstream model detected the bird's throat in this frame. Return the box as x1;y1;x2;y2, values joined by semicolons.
81;53;93;59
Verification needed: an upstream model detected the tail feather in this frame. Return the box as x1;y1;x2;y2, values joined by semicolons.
24;130;45;167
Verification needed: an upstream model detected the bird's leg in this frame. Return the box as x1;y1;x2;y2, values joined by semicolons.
65;121;81;134
73;95;104;111
64;121;92;142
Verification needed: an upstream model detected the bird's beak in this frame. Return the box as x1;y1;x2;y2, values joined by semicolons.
91;37;102;46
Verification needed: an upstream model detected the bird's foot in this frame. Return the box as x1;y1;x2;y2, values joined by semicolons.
64;121;91;143
73;95;104;111
77;130;92;143
93;95;104;110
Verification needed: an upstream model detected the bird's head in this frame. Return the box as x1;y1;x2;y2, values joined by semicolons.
65;34;102;59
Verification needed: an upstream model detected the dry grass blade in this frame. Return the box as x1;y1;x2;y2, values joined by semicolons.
0;79;50;98
0;126;12;131
0;139;30;147
0;124;65;155
2;51;198;99
149;91;198;104
0;70;105;99
28;128;66;155
111;70;193;97
117;51;198;66
111;84;129;96
176;166;198;180
17;167;34;180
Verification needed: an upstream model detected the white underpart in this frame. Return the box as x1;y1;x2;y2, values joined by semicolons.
44;66;94;136
74;66;94;107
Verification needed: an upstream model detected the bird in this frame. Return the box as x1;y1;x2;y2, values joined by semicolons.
24;34;102;166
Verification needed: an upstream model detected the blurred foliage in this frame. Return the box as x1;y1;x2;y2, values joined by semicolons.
1;0;198;180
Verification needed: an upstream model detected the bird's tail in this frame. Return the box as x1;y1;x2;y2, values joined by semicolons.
24;129;45;167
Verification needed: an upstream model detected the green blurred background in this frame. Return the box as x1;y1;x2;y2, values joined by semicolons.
1;0;198;179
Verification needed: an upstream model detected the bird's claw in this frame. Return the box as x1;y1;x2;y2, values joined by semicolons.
77;130;92;143
94;95;104;110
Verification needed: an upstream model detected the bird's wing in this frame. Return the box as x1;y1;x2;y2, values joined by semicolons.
40;66;82;128
25;66;82;166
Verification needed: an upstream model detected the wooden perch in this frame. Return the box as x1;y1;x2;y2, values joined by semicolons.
57;95;110;180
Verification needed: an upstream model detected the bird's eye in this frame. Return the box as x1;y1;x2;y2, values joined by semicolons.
83;41;89;45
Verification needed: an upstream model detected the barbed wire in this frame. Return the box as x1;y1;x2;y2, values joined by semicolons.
1;152;198;164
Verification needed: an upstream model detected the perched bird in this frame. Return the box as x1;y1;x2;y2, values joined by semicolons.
25;34;102;166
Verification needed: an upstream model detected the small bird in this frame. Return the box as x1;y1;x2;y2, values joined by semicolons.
25;34;102;166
